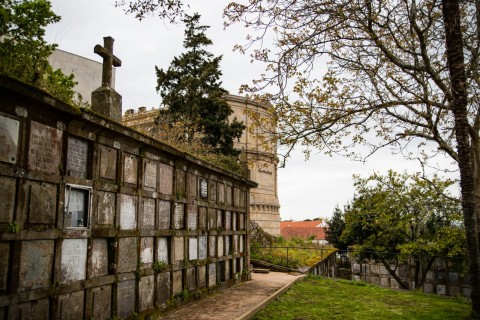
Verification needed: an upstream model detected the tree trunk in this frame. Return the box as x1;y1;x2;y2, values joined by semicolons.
442;0;480;317
378;256;409;290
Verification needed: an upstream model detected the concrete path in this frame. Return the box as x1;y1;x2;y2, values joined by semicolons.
156;272;305;320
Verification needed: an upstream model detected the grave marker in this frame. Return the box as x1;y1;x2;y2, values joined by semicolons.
66;136;88;178
140;237;154;265
90;239;108;277
159;163;173;195
143;160;157;188
120;194;137;230
189;237;198;260
118;237;137;273
99;145;117;179
28;121;62;174
157;237;169;263
141;197;155;229
198;236;207;260
123;154;138;184
0;114;19;164
139;275;154;311
61;239;87;282
97;191;115;225
187;204;197;231
174;203;184;229
158;200;171;229
18;240;53;291
117;280;135;318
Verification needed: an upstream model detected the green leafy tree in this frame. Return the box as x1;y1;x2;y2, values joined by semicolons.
0;0;76;103
155;13;245;156
340;171;465;289
325;206;347;251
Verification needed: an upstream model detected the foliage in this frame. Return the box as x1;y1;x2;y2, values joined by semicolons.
0;0;77;103
252;276;471;320
339;171;465;288
325;205;347;251
115;0;185;22
153;260;167;272
155;13;245;157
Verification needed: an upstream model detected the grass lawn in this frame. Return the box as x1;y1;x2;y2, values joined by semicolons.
252;277;472;320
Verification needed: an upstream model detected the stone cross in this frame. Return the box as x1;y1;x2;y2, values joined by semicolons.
94;36;121;88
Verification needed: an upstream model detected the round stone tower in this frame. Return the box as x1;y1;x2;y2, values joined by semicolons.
226;95;281;235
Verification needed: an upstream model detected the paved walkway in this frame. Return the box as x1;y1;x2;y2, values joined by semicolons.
156;272;305;320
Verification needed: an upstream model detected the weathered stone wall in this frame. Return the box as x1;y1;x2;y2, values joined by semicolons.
0;75;254;319
351;257;471;298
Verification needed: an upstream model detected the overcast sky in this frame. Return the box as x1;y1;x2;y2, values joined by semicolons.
45;0;458;221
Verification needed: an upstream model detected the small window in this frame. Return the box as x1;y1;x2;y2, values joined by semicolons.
64;184;92;229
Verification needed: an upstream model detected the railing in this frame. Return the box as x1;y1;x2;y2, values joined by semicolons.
308;250;338;277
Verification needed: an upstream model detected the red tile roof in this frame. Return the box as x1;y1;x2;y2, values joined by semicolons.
280;220;326;241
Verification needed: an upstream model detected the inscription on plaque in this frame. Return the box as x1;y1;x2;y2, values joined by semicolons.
158;200;171;229
141;198;155;229
66;136;88;178
172;270;183;295
117;280;135;318
187;173;197;198
217;209;223;229
61;239;87;282
189;237;198;260
218;182;225;204
97;191;115;225
232;212;237;231
0;114;19;164
226;185;233;205
239;213;245;230
187;204;197;231
208;208;216;230
159;163;173;195
234;188;240;207
143;160;157;189
225;236;230;256
225;211;231;231
199;236;207;260
174;203;184;230
28;121;62;174
157;237;169;263
199;178;208;200
208;263;216;287
217;236;224;257
120;194;137;230
90;239;108;277
99;145;117;179
140;237;154;265
123;153;138;184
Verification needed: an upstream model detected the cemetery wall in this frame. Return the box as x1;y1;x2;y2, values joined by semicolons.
0;75;255;319
351;257;471;298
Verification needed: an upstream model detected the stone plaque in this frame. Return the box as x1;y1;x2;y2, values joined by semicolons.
90;285;111;320
0;114;19;164
0;242;9;291
208;263;216;287
209;180;217;202
97;191;115;225
197;265;206;288
28;121;62;174
234;188;240;207
18;240;54;291
218;261;225;283
209;236;216;257
217;209;223;229
232;212;237;231
120;194;137;230
186;267;196;291
61;239;87;282
175;169;186;195
99;145;117;179
159;163;173;195
143;160;157;189
117;280;136;318
199;178;208;200
141;197;155;229
118;237;137;273
226;185;233;205
17;299;49;320
198;236;207;260
239;213;245;230
58;290;84;320
157;237;169;263
66;136;88;178
198;206;207;230
156;272;171;307
187;204;197;231
123;153;138;184
240;190;245;208
189;237;198;261
224;211;231;231
218;182;225;204
187;173;197;198
172;270;183;295
139;275;155;311
225;236;230;256
0;176;16;223
140;237;154;265
174;203;184;230
173;236;184;262
90;239;108;277
25;181;56;224
217;236;224;257
208;208;216;230
158;200;171;229
239;257;244;273
225;260;230;280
